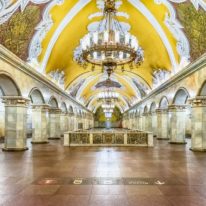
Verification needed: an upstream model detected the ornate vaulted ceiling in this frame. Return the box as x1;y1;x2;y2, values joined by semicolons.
0;0;206;112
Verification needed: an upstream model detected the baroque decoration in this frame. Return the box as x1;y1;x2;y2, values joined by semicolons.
73;0;144;77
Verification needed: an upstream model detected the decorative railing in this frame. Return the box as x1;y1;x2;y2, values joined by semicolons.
64;129;153;147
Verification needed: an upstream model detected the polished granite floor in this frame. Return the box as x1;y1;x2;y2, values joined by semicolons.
0;138;206;206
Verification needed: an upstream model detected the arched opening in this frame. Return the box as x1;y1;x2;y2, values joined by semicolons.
94;106;122;129
173;88;191;139
173;88;189;105
0;74;21;96
29;88;45;104
28;88;45;138
198;81;206;96
48;96;58;108
150;102;156;113
69;105;74;114
143;105;148;114
60;102;67;113
0;74;22;141
149;102;157;135
159;96;169;109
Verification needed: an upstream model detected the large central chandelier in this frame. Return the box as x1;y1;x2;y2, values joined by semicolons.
74;0;144;76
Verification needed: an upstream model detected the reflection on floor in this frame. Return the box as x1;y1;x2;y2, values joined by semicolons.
0;138;206;206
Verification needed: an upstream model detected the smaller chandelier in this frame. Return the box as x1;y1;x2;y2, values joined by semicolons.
103;109;113;113
74;0;144;76
98;90;119;102
102;103;115;109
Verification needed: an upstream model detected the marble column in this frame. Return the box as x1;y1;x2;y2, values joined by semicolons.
138;115;143;130
142;114;146;131
31;104;49;144
49;108;61;139
67;113;73;131
168;105;187;144
156;108;169;140
73;115;77;131
136;116;140;130
190;97;206;151
0;100;5;138
2;96;30;151
145;113;150;131
147;112;152;132
151;112;157;136
60;112;67;136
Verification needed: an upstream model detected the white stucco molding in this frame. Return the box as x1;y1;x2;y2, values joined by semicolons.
40;0;91;72
128;0;178;70
154;0;190;69
28;0;64;64
0;0;51;24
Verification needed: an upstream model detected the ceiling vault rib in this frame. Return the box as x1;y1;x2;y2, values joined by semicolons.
128;0;178;69
41;0;92;72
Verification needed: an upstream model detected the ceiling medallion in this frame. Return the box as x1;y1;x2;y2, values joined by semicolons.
74;0;144;77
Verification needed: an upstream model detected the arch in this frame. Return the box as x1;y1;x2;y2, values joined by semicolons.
150;102;156;113
135;109;138;117
198;81;206;96
69;105;74;113
0;73;21;96
60;102;67;113
48;96;58;108
139;107;144;115
143;105;148;114
29;88;45;104
173;88;190;105
159;96;169;109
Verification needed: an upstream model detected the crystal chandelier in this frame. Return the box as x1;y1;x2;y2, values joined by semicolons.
103;109;113;113
74;0;144;76
98;89;119;102
102;103;115;109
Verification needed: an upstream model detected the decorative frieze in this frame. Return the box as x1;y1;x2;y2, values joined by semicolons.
189;96;206;107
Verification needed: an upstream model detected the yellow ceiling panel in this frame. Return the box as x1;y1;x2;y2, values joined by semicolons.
37;0;181;103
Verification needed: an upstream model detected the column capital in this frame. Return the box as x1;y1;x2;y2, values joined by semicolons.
49;107;62;113
2;96;30;106
156;108;168;114
168;104;187;111
189;96;206;107
32;104;50;110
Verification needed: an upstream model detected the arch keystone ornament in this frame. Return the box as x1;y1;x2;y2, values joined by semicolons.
2;96;30;151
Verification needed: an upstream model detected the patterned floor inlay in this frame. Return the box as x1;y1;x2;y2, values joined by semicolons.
33;177;166;186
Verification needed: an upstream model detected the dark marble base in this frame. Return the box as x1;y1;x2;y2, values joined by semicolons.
190;147;206;152
2;147;28;152
48;137;61;140
157;138;169;140
169;141;187;144
31;141;49;144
